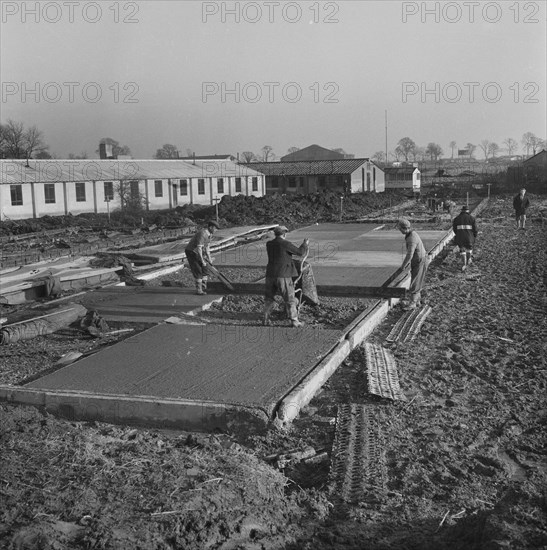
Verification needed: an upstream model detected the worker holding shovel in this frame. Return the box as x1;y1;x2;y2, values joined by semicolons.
263;225;309;327
185;220;219;295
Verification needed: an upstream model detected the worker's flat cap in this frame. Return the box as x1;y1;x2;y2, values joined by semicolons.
461;205;469;211
207;220;220;229
396;218;411;230
273;225;289;235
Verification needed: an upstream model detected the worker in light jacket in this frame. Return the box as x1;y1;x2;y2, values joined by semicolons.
397;218;428;311
263;225;309;327
453;205;478;272
185;220;219;295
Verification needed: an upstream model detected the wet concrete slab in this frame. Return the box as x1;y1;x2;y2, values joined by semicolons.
79;287;224;322
214;225;446;280
25;324;342;418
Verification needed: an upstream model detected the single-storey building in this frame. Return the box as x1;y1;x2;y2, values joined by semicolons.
383;166;421;191
0;159;265;220
280;144;352;162
245;159;385;195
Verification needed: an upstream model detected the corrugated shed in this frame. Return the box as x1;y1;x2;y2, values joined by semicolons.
0;159;263;184
245;159;371;176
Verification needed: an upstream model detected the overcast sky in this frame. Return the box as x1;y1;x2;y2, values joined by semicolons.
2;0;546;159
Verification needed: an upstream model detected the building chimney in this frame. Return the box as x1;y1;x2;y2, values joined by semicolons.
99;143;114;159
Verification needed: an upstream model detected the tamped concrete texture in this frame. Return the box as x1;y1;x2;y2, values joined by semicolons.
26;324;343;417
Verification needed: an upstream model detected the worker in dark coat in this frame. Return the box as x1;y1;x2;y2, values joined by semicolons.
397;218;428;310
264;225;309;327
453;205;478;272
513;188;530;229
185;220;219;295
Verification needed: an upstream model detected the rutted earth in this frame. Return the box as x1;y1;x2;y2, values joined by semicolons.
0;195;546;549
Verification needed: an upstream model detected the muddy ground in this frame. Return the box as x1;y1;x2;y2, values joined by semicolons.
0;195;546;549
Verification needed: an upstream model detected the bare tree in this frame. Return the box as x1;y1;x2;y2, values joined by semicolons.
465;143;476;159
68;152;88;159
240;151;256;163
478;139;491;159
396;137;416;162
2;119;25;158
259;145;275;162
286;147;300;155
503;138;518;156
154;144;179;159
449;140;457;159
23;125;48;159
426;142;443;161
488;142;500;158
371;151;386;163
521;132;536;156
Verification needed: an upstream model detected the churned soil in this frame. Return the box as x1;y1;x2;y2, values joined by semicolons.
0;195;545;549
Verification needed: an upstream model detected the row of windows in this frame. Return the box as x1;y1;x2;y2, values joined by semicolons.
9;177;260;206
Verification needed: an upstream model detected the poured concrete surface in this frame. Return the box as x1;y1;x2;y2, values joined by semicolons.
80;287;224;322
214;224;445;282
25;324;342;417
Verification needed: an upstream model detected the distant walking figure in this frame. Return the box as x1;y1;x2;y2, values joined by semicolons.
513;188;530;229
453;205;478;272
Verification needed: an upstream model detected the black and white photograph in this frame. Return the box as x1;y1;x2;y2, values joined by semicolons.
1;1;546;548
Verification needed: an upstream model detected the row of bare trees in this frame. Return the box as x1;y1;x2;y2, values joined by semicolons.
0;119;50;160
371;132;545;164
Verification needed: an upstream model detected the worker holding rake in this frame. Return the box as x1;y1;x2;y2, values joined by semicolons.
185;220;220;295
263;225;309;327
397;218;428;311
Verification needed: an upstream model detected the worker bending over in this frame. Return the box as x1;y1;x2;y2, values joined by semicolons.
264;225;309;327
453;205;478;272
397;218;428;311
185;220;220;295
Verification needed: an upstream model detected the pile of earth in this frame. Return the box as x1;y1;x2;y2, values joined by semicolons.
0;191;409;238
176;190;410;227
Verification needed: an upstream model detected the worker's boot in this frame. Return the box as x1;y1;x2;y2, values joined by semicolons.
291;319;303;328
196;280;206;295
202;277;208;292
263;302;273;326
460;252;467;272
466;251;473;266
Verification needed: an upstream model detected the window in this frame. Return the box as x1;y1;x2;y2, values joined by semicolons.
104;181;114;201
252;177;258;191
270;177;278;188
373;168;376;184
180;179;188;195
299;177;304;189
130;181;140;199
10;185;23;206
75;182;86;202
288;177;296;188
198;179;205;195
235;177;242;193
217;178;224;194
44;184;56;204
319;176;326;188
154;180;163;197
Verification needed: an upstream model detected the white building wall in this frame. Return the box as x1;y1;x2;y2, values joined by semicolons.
1;183;34;219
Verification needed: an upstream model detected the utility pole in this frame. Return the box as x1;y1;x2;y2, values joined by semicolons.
212;197;220;223
339;195;344;222
385;109;388;167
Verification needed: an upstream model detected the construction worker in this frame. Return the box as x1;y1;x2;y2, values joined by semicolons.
453;205;478;272
396;218;428;310
513;188;530;229
263;225;309;327
185;220;220;295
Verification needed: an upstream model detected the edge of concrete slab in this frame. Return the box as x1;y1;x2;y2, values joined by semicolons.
0;386;270;434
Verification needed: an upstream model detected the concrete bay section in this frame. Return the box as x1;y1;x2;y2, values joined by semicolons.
0;220;464;432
